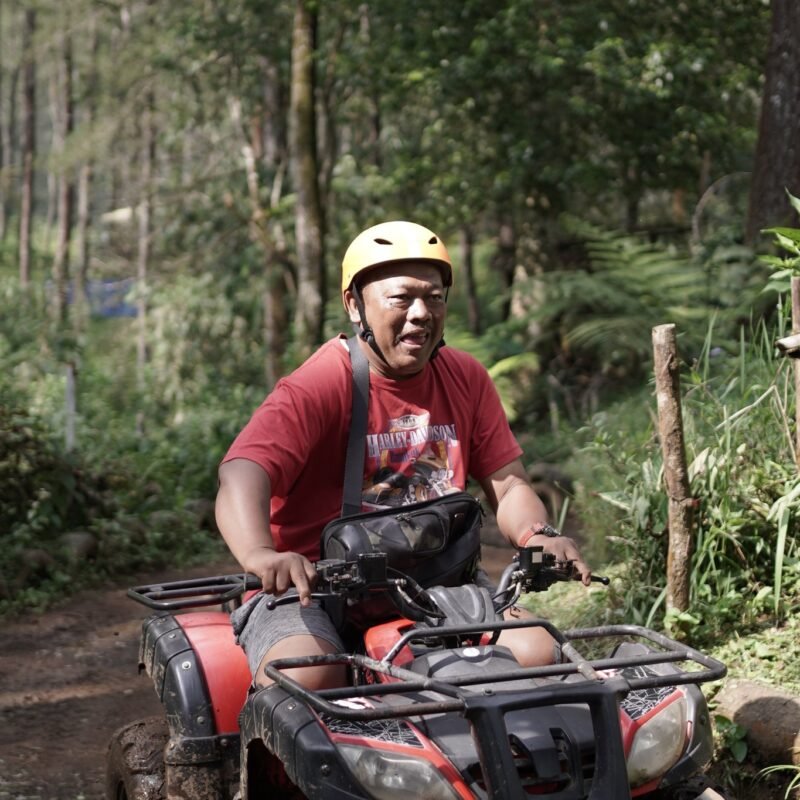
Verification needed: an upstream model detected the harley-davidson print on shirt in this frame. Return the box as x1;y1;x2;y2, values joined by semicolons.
361;412;462;508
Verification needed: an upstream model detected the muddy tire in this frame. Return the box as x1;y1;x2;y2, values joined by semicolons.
105;717;168;800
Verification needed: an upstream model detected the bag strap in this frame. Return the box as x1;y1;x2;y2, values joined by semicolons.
342;335;370;516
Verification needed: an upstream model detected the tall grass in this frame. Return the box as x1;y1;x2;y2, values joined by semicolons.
575;313;800;639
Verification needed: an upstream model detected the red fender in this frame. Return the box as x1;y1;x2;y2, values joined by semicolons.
177;612;251;733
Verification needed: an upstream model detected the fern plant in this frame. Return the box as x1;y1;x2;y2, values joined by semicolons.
534;217;762;378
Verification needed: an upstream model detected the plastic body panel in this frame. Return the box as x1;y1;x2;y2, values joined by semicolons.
178;611;251;733
241;684;370;800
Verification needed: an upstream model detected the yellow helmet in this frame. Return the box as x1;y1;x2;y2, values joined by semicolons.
341;221;452;294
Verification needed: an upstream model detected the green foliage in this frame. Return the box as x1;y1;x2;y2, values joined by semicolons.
761;192;800;292
758;764;800;800
581;318;800;636
0;399;216;614
0;273;240;614
712;613;800;695
513;220;765;431
145;271;267;414
487;352;541;424
361;0;766;234
543;219;707;362
714;715;749;764
0;406;107;536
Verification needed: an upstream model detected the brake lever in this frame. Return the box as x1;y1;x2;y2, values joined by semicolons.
266;591;332;609
555;562;611;586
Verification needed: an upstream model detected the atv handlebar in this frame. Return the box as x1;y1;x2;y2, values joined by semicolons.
499;546;609;592
266;547;609;618
266;552;446;622
126;546;609;613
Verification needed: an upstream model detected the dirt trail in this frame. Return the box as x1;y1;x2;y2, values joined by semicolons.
0;545;514;800
0;559;240;800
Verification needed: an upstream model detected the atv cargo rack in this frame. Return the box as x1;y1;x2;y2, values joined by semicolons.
128;573;262;610
263;620;725;717
258;620;725;800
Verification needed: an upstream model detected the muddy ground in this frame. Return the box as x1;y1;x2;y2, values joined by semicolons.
0;558;240;800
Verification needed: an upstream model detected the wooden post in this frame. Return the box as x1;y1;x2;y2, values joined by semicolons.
652;324;693;612
791;276;800;470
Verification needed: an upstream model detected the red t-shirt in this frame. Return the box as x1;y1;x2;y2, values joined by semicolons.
222;336;522;560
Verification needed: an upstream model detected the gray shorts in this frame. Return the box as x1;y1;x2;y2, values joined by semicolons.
230;568;496;678
230;592;345;678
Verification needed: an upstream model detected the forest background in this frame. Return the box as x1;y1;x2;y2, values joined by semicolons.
2;0;800;794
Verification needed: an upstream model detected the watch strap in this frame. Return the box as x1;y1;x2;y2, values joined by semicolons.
518;523;561;547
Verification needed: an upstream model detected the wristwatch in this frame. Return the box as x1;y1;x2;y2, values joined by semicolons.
518;523;561;548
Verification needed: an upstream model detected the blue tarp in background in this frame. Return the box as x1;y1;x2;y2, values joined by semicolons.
69;279;137;318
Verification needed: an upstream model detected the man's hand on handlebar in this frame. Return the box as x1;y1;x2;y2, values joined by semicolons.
527;534;592;586
244;547;318;606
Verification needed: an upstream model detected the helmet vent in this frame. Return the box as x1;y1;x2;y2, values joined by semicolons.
374;238;393;245
429;237;438;244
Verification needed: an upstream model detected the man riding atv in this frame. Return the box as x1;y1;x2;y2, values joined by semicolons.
109;222;730;800
214;220;592;689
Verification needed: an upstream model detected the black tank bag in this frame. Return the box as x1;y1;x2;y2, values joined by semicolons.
320;337;482;624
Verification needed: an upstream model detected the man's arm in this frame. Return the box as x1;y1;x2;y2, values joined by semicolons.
479;458;592;585
215;458;317;604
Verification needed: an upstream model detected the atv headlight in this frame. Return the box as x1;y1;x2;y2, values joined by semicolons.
626;695;688;787
339;744;461;800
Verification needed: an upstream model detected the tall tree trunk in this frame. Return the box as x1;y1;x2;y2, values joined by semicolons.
459;226;481;335
18;8;35;287
746;0;800;243
491;221;517;322
136;94;155;409
74;15;98;327
230;90;289;389
358;6;381;168
45;75;59;252
74;165;91;320
260;58;289;387
263;266;288;388
1;64;19;243
52;29;74;325
0;0;5;241
260;54;285;170
289;0;325;358
261;58;290;388
316;21;342;211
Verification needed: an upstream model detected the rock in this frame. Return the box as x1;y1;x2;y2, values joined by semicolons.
59;531;99;562
715;679;800;766
146;509;185;532
13;548;57;591
183;498;217;531
21;548;56;570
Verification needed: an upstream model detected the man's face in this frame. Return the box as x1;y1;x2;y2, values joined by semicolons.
345;262;447;379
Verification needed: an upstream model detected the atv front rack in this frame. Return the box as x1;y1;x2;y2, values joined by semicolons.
261;621;726;800
264;621;725;717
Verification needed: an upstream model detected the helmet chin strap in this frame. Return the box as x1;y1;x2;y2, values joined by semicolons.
351;284;391;366
350;284;445;365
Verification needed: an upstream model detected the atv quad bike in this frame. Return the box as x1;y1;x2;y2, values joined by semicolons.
108;547;731;800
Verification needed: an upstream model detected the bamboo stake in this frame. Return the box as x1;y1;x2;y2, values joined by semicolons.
652;324;693;613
